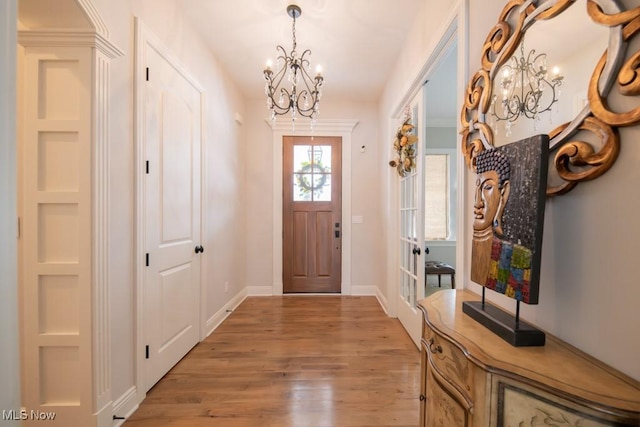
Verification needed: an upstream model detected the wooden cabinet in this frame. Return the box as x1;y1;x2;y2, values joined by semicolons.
418;290;640;427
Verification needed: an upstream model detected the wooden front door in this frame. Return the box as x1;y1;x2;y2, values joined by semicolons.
283;136;342;293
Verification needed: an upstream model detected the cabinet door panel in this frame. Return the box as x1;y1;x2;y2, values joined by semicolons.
496;378;624;426
426;361;470;426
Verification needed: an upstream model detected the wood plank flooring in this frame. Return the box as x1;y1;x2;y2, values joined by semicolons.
124;296;420;427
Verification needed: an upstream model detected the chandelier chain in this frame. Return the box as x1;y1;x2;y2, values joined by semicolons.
291;12;297;53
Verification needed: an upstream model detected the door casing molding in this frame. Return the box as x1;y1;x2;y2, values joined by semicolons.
269;119;358;296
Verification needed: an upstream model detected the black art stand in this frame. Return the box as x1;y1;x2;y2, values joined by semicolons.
463;287;545;347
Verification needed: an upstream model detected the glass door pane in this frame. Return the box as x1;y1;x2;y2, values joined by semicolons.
396;85;426;347
293;145;332;201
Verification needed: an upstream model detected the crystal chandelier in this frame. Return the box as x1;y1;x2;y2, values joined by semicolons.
263;4;324;124
491;41;563;135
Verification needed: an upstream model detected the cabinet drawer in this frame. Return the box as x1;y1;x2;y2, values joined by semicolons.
423;326;474;402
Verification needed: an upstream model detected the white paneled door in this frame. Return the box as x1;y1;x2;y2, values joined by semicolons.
397;88;426;347
142;37;203;391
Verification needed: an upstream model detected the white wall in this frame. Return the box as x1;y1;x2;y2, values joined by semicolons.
463;0;639;380
0;1;21;424
425;127;456;150
91;0;247;406
243;97;384;293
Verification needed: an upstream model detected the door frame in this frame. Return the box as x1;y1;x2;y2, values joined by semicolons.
270;119;358;296
133;17;206;403
387;0;468;322
282;136;343;293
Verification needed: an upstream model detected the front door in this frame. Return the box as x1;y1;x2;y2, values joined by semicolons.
143;39;202;390
283;136;342;293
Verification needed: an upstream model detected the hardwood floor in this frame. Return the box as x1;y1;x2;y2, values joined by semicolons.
124;296;420;427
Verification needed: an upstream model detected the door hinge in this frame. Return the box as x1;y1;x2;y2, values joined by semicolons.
146;160;149;174
17;216;21;239
146;67;149;81
145;253;149;266
145;345;149;359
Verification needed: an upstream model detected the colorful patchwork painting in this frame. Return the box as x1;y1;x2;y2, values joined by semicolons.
485;238;533;302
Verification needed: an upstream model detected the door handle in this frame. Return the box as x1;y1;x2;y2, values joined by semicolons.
194;245;204;254
412;247;421;255
334;230;340;238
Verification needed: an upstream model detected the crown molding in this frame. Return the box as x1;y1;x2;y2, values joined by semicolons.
266;118;359;133
18;29;124;58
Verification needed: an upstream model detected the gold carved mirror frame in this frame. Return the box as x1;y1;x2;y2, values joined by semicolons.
461;0;640;195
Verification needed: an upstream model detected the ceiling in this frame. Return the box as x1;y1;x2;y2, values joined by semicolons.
180;0;426;103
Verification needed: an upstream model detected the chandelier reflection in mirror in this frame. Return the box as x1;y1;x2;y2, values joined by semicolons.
490;41;563;136
264;4;324;125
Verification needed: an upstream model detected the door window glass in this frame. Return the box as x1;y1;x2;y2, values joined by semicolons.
293;145;332;201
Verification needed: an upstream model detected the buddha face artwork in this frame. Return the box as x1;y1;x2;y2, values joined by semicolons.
470;135;549;305
474;150;511;236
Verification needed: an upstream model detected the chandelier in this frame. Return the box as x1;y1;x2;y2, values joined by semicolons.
263;4;324;124
491;41;563;135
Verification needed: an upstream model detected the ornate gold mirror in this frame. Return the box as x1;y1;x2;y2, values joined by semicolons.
461;0;640;195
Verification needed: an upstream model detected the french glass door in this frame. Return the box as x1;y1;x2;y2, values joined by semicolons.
397;88;426;347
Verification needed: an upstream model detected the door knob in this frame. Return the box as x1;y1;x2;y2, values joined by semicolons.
194;245;204;254
412;247;421;255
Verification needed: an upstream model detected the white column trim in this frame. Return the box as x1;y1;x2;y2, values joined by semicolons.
269;118;359;295
17;4;122;425
93;51;113;425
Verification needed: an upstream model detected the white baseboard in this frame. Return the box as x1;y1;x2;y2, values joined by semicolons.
246;285;273;296
95;399;113;427
375;287;390;316
205;288;247;337
350;285;376;295
111;386;138;426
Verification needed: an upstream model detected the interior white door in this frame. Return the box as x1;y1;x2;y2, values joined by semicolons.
397;88;426;347
143;42;202;391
